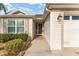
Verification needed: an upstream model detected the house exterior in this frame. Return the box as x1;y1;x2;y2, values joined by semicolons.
1;3;79;51
0;9;34;39
43;3;79;50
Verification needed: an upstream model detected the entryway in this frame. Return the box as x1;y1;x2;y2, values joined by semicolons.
35;23;42;35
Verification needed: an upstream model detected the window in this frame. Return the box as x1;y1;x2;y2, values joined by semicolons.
17;27;24;33
17;20;24;33
72;16;79;20
8;19;24;33
8;27;15;33
64;16;69;20
8;20;15;27
8;20;15;33
17;20;24;27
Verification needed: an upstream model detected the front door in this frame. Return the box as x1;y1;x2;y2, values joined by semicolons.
36;23;42;35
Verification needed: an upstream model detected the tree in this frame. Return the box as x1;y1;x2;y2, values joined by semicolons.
0;3;7;14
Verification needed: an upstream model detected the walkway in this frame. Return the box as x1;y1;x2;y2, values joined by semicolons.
24;36;79;56
24;36;53;56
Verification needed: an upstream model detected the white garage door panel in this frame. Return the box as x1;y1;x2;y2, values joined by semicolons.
64;20;79;47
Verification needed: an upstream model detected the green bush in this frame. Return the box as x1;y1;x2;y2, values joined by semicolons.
4;39;23;56
14;34;28;41
0;34;10;42
0;33;28;42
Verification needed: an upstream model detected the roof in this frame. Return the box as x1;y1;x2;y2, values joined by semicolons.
0;6;47;22
7;9;28;15
42;3;50;20
0;15;33;18
46;3;79;10
42;3;79;21
0;9;33;18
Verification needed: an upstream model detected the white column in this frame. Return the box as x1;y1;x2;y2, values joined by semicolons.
50;11;64;50
0;19;4;33
29;19;33;39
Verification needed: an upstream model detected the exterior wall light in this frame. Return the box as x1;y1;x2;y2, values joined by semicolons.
57;14;62;22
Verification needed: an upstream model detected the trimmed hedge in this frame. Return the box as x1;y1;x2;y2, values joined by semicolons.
0;33;28;42
4;39;24;56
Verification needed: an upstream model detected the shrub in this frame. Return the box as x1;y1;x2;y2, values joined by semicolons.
4;39;23;56
14;34;28;41
0;33;28;42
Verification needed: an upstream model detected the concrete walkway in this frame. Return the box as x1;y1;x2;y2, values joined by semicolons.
24;36;53;56
24;36;79;56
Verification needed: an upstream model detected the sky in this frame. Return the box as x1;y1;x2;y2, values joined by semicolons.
0;3;46;15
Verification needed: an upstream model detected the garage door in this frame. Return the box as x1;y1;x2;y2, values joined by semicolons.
64;16;79;47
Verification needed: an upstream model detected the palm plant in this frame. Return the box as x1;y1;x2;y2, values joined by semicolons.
0;3;7;14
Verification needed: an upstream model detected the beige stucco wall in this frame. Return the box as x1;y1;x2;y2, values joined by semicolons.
43;11;64;50
24;18;30;34
64;11;79;16
28;18;33;39
0;18;8;33
50;11;64;50
42;15;50;44
32;20;36;38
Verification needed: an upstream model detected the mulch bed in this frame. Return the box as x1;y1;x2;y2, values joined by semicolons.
0;43;4;50
0;50;8;56
18;41;32;56
0;43;8;56
0;40;32;56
